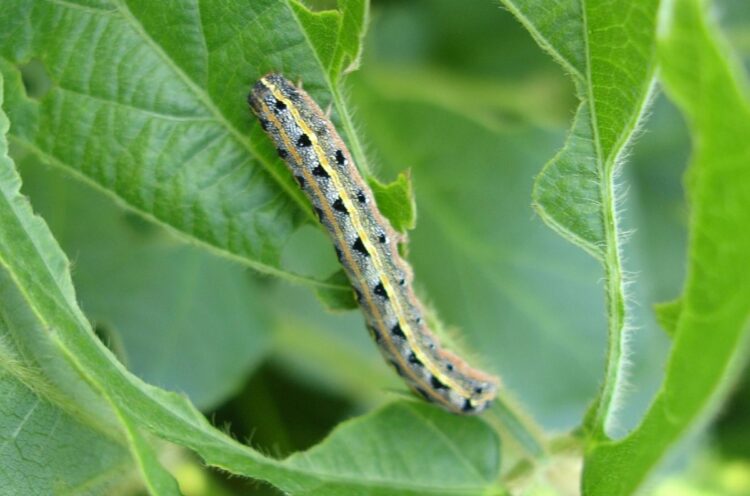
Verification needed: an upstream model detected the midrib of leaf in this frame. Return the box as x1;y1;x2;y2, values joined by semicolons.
580;2;628;439
502;0;659;440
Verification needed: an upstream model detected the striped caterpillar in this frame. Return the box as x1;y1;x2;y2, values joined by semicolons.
248;74;499;414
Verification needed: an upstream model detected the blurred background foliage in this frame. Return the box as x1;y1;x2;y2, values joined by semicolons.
12;0;749;494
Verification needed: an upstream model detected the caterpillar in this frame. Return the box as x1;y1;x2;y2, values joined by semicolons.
248;73;499;415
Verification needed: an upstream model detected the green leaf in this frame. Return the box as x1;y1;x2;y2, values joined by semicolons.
500;0;660;438
284;401;503;496
368;170;417;234
292;0;369;80
17;156;272;411
0;354;133;495
0;0;368;289
583;0;750;493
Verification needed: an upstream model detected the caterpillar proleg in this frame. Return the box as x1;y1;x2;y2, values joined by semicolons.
248;74;499;414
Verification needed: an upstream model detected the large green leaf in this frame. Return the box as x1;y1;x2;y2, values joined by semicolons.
583;0;750;493
0;0;368;288
499;0;660;438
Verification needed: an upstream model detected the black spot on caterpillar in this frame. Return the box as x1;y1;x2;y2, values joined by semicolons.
352;237;369;256
312;164;329;178
249;73;499;415
335;149;346;165
332;197;348;214
430;375;449;390
392;323;406;339
408;352;423;367
373;281;389;299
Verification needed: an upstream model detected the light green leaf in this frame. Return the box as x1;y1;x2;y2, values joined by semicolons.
500;0;660;438
583;0;750;493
